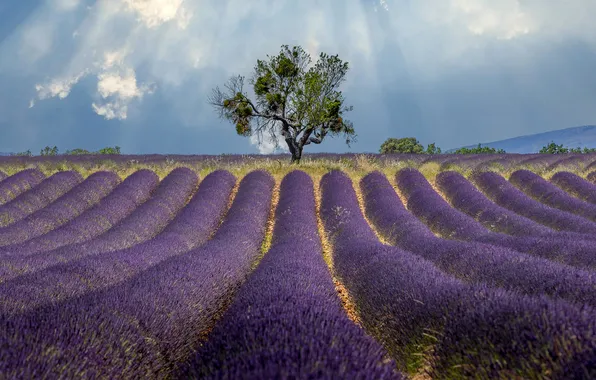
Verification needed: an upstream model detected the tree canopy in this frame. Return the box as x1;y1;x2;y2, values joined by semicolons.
453;144;505;154
379;137;441;154
209;45;355;163
539;141;596;154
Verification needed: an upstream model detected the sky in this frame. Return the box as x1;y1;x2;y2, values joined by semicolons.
1;0;596;155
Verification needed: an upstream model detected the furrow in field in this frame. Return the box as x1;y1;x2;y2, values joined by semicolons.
4;169;160;255
314;176;364;327
321;170;596;379
0;169;45;205
0;168;199;283
588;170;596;183
0;171;82;227
584;158;596;173
0;171;120;246
513;154;569;172
472;170;596;234
550;171;596;204
398;168;596;269
509;169;596;223
546;155;596;172
0;170;234;314
0;171;6;182
0;170;273;379
179;170;402;379
436;170;594;239
0;169;163;256
361;171;596;307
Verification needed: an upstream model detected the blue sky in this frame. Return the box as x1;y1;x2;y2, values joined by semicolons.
1;0;596;155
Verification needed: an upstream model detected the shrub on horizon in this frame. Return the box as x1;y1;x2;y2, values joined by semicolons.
540;141;596;154
379;137;440;154
40;146;58;156
453;144;505;154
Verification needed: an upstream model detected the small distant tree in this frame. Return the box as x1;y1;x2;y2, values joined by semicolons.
11;150;32;157
64;146;121;155
209;45;355;163
541;142;596;154
539;142;568;154
380;137;423;154
40;146;59;156
97;146;121;155
65;148;91;155
425;142;442;154
379;137;440;154
453;144;505;154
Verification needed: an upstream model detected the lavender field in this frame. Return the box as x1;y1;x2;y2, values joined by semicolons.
1;154;596;379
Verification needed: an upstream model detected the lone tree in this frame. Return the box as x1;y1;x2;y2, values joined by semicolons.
209;45;356;163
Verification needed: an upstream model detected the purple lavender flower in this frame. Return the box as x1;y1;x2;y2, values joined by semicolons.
473;170;596;234
0;171;82;227
362;171;596;307
0;168;199;284
0;170;273;378
398;168;596;269
510;169;596;223
436;170;553;236
320;170;596;378
551;171;596;204
0;168;46;205
0;170;235;313
0;171;120;246
181;170;402;379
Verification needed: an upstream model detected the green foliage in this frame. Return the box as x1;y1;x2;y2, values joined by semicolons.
13;146;123;156
425;142;442;154
453;144;505;154
40;146;59;156
65;148;91;155
97;146;121;155
209;44;355;163
11;150;32;157
379;138;442;154
539;141;596;154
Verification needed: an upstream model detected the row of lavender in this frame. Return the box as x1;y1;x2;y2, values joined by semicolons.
0;169;262;377
0;170;407;379
2;151;596;173
322;170;596;378
1;166;596;377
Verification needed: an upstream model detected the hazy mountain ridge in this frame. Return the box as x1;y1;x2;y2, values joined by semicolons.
448;125;596;153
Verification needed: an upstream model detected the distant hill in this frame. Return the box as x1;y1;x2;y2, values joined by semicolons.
447;125;596;154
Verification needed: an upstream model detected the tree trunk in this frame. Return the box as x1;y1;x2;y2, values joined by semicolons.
291;147;303;164
285;137;302;164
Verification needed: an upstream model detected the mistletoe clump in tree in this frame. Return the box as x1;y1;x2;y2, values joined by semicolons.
209;45;356;163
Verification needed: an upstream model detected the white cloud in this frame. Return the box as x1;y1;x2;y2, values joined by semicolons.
91;101;128;120
122;0;193;29
100;48;130;70
97;69;144;99
450;0;534;39
249;129;289;154
35;70;89;99
92;68;155;119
